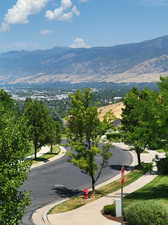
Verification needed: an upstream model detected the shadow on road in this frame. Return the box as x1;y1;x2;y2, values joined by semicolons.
52;186;82;198
109;164;135;171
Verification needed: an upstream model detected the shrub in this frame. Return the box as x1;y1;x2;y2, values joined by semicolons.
141;162;153;174
156;158;168;174
125;200;168;225
106;133;121;141
103;204;115;216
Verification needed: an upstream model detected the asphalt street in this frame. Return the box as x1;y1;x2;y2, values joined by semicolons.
21;145;132;225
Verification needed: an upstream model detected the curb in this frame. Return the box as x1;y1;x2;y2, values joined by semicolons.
30;146;66;170
32;143;137;225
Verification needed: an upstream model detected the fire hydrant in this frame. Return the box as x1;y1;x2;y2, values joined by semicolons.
82;188;89;199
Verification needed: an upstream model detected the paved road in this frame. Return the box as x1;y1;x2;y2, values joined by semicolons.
21;145;132;225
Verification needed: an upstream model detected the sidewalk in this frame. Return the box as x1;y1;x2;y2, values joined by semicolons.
32;143;164;225
30;145;66;169
26;145;51;160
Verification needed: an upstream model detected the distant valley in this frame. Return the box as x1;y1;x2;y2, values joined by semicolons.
1;35;168;85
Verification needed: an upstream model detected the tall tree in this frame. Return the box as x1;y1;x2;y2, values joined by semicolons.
121;88;158;166
67;89;112;193
157;77;168;152
0;89;15;110
47;119;61;152
24;99;53;159
0;110;31;225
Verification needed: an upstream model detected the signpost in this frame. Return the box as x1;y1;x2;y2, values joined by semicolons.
120;166;125;225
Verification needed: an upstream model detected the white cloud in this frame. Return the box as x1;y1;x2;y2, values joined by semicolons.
69;38;90;48
40;29;53;35
0;0;48;32
45;0;80;21
72;6;80;16
62;0;73;9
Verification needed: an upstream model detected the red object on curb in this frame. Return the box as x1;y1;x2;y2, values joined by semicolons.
120;166;125;185
82;188;89;199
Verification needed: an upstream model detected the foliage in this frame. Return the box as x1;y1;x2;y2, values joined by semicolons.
24;99;60;159
121;88;159;166
0;105;31;224
156;158;168;174
102;110;116;131
0;89;15;111
67;89;112;193
141;162;153;174
156;77;168;151
103;204;115;216
106;132;121;141
125;200;168;225
47;119;61;152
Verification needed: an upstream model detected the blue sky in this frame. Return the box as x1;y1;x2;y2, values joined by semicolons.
0;0;168;52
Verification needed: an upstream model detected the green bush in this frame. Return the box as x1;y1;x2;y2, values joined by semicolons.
156;158;168;175
141;162;153;174
106;133;121;141
125;200;168;225
103;204;115;216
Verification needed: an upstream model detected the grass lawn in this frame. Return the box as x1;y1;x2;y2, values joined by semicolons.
32;145;60;164
156;149;165;153
49;169;144;214
124;175;168;208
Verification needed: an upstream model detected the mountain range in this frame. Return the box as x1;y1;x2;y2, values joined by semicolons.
1;35;168;84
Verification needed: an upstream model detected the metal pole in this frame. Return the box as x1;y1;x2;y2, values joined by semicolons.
121;182;124;225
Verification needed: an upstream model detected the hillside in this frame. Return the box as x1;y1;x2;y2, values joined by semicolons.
98;102;124;121
1;35;168;84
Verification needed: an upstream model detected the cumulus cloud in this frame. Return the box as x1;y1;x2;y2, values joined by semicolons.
45;0;80;21
69;38;90;48
0;0;48;32
40;29;53;35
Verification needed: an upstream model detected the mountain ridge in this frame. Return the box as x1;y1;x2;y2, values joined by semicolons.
1;35;168;84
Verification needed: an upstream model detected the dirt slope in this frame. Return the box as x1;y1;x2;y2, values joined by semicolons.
98;102;124;121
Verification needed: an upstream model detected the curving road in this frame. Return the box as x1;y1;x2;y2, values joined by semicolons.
21;145;132;225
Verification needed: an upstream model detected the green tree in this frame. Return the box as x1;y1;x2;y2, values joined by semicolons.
24;99;53;159
67;89;112;193
157;77;168;152
0;112;31;225
47;119;61;152
121;88;158;166
0;89;15;110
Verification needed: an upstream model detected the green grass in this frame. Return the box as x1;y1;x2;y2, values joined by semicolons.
124;175;168;207
49;169;144;214
32;145;60;164
156;149;165;153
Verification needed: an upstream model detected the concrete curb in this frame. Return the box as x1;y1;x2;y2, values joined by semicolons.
30;146;66;170
32;143;137;225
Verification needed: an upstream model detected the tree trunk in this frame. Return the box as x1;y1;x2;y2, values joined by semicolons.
91;175;95;195
34;143;37;160
136;150;141;167
51;143;53;153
